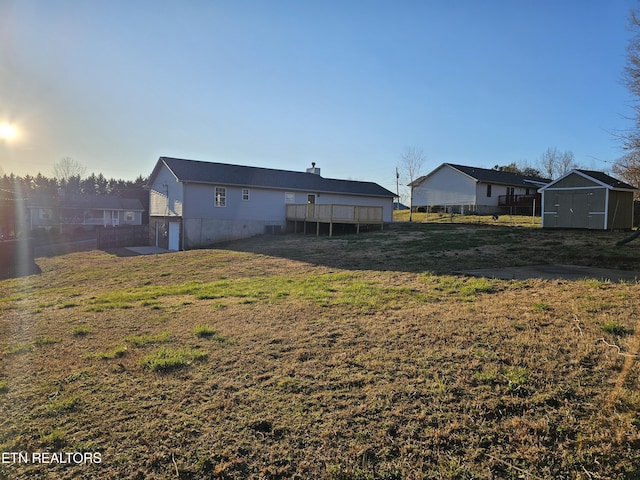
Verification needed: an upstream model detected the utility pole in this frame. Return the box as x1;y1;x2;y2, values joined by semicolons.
395;167;400;210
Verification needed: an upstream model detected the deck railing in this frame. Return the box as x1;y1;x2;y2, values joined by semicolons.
286;204;384;224
497;193;541;207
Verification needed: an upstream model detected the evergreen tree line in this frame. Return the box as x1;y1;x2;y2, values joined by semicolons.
0;172;148;198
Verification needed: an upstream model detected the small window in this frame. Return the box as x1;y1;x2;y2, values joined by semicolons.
506;187;515;196
285;192;295;204
125;211;134;222
242;188;250;201
215;187;226;207
486;184;492;197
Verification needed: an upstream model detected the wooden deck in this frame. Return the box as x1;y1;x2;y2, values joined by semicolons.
285;204;384;236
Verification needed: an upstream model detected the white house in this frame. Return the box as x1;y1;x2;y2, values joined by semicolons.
410;163;550;215
146;157;396;250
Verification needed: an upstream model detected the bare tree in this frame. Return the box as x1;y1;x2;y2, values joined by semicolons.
622;9;640;153
613;152;640;196
53;157;86;184
399;147;425;221
538;147;576;179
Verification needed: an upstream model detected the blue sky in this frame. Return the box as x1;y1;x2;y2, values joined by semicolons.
0;0;637;194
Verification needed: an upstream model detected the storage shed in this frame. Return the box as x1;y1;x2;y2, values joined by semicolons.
539;170;636;230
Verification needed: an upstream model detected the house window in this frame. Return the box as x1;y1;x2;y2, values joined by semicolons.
40;209;52;220
242;188;250;201
486;184;492;197
506;187;515;196
125;211;134;222
285;192;295;204
215;187;226;207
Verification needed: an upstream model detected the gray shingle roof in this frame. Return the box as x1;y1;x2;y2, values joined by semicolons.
412;163;551;187
575;170;637;190
446;164;551;186
153;157;396;198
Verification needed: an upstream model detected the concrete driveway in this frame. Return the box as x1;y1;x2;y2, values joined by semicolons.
460;264;639;283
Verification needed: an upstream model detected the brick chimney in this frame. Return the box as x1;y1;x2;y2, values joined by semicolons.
306;162;321;176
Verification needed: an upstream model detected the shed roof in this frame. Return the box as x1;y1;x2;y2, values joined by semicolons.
539;169;637;191
149;157;396;198
412;163;551;187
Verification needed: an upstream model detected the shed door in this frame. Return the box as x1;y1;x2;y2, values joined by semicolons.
570;193;590;229
168;222;180;251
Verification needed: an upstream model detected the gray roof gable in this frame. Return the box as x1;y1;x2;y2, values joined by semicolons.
152;157;396;198
446;164;551;186
539;169;637;191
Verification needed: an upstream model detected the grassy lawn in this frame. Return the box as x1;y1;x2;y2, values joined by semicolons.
1;222;640;479
392;210;542;227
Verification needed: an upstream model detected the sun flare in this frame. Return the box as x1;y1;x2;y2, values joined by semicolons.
0;124;17;140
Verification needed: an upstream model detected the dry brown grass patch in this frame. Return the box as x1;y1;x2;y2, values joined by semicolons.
1;224;640;478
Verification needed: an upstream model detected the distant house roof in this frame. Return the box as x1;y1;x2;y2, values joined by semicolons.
412;163;551;187
539;169;637;192
28;194;144;211
148;157;396;198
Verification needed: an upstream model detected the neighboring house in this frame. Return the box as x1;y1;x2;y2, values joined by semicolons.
539;170;636;230
410;163;550;215
27;193;145;232
146;157;396;250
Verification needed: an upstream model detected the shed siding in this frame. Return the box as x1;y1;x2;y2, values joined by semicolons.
543;188;606;229
608;190;634;230
549;173;598;189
